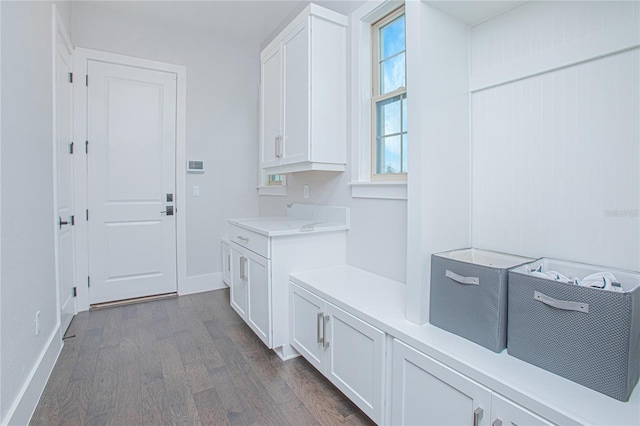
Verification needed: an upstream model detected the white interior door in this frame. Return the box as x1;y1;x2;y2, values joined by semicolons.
87;60;177;305
55;15;76;333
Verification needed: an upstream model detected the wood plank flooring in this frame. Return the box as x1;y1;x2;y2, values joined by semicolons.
30;288;375;426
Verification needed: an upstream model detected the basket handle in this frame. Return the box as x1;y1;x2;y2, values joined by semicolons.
445;270;479;285
534;291;589;313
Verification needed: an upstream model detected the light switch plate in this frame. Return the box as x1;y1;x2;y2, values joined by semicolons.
193;186;200;197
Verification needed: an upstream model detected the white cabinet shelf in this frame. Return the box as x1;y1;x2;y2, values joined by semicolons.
259;4;347;175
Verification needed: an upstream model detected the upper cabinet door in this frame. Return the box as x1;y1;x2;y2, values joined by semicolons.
281;20;310;166
258;4;347;175
260;45;282;169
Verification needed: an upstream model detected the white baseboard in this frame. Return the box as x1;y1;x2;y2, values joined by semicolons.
180;272;226;296
2;325;62;426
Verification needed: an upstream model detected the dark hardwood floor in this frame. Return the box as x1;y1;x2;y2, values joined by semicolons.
30;288;375;426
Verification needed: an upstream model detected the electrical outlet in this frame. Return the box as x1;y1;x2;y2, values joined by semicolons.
303;184;309;199
192;185;200;197
35;311;40;336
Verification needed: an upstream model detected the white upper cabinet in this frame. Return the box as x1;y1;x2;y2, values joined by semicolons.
259;4;347;175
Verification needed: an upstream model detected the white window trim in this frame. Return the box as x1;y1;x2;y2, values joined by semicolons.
350;0;407;200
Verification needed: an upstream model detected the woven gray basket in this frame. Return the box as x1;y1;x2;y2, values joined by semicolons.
430;249;533;353
508;258;640;402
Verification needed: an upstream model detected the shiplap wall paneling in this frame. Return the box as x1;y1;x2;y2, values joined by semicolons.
472;48;639;271
470;1;640;91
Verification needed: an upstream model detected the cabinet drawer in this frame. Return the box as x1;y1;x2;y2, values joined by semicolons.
229;224;270;258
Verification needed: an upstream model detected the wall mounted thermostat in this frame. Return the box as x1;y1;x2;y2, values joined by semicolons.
187;160;204;173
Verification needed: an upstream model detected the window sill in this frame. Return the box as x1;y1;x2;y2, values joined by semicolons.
349;181;407;200
257;185;287;196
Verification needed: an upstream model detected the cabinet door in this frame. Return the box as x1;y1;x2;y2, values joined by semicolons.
290;283;326;371
221;241;231;286
490;394;553;426
260;45;282;169
246;249;272;348
392;339;492;426
325;303;385;424
229;245;247;319
281;19;310;166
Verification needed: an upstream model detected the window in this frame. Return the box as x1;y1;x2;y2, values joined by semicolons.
268;174;284;186
372;7;407;180
258;171;286;196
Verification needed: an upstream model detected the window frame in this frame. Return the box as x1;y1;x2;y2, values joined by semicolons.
370;5;407;182
348;0;407;200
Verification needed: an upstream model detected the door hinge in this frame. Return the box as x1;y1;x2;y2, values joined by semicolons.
85;74;88;86
69;72;73;83
72;287;77;297
87;276;90;287
69;142;74;154
70;215;75;226
85;140;89;154
86;209;89;221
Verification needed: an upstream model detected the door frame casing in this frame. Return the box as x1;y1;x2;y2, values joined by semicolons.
72;47;187;311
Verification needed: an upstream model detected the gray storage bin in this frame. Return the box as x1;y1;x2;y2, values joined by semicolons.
430;248;534;352
508;258;640;401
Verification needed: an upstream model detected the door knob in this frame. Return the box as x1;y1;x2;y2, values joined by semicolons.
160;206;174;216
58;216;69;229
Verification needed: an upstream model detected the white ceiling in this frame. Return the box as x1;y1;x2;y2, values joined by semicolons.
85;1;367;45
83;1;526;47
425;1;526;27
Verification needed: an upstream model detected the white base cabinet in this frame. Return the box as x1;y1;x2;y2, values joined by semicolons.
291;283;385;424
230;243;272;347
392;339;553;426
229;222;347;360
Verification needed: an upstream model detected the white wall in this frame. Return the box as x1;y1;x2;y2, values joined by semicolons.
259;172;407;283
1;1;71;424
470;1;640;271
71;2;260;280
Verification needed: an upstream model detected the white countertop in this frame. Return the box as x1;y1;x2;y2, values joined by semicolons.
228;216;349;237
290;265;640;426
228;204;350;237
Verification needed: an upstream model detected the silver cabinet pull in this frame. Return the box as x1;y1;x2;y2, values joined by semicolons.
317;312;324;343
275;135;279;158
275;135;283;158
227;254;230;272
239;256;247;281
237;235;249;243
322;315;330;348
492;419;503;426
473;407;484;426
